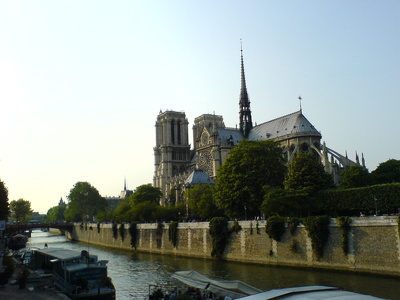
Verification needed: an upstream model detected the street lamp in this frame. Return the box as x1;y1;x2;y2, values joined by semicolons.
244;205;247;221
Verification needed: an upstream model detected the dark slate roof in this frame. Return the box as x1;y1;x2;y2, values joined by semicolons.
184;169;215;185
248;110;320;140
217;128;244;146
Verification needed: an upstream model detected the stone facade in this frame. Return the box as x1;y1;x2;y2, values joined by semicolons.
67;216;400;277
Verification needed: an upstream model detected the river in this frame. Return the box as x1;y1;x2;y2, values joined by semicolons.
27;230;399;300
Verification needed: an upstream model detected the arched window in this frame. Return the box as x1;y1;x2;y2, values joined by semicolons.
171;120;175;144
177;120;181;145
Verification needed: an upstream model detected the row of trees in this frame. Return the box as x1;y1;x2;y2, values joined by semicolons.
46;140;399;224
0;180;34;223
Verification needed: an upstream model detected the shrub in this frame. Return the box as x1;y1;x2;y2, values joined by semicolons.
112;222;118;239
156;222;164;237
229;220;242;234
129;223;137;248
336;216;351;254
209;217;229;258
289;239;298;253
119;223;125;241
265;216;286;241
288;217;301;235
169;221;179;248
303;215;330;260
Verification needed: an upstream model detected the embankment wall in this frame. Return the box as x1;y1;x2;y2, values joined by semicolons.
65;217;400;277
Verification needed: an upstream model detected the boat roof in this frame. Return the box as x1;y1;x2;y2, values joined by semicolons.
172;270;263;299
35;248;95;261
236;286;384;300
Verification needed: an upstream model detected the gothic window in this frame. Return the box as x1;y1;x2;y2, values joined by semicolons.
201;131;209;146
177;120;181;145
171;120;175;144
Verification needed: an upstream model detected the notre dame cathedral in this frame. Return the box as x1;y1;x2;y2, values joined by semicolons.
153;49;365;205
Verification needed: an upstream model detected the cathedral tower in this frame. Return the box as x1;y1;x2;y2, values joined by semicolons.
153;110;190;204
239;45;253;138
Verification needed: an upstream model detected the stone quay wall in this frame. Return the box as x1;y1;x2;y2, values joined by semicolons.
65;216;400;277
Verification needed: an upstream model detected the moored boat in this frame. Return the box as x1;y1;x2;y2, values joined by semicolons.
9;233;28;250
31;248;115;300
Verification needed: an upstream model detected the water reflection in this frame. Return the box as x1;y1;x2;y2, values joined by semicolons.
27;230;399;300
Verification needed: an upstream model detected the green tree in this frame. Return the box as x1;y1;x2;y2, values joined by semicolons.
0;179;9;220
215;140;286;219
46;205;67;222
114;184;163;222
130;184;162;206
339;165;371;189
284;152;334;192
186;184;222;220
371;159;400;184
261;187;312;218
65;182;108;222
10;199;33;223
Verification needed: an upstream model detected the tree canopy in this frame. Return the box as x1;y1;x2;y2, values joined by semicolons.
284;152;334;192
65;182;108;222
186;184;222;220
214;140;286;219
46;204;67;222
10;198;33;223
130;184;162;206
0;179;9;220
262;152;334;218
114;184;166;222
339;165;371;189
371;159;400;184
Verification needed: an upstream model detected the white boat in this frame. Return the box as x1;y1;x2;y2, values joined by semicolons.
172;270;263;299
172;271;386;300
236;285;386;300
31;248;115;300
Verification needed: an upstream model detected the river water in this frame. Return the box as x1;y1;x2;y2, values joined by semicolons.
27;230;399;300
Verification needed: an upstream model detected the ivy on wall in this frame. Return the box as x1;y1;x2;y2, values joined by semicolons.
336;216;351;254
265;216;286;242
397;216;400;238
303;215;330;260
129;222;137;249
112;222;118;240
230;220;242;234
119;223;125;241
169;221;179;248
209;217;229;258
288;217;301;235
156;222;164;237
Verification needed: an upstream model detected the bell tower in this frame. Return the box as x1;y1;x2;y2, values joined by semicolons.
153;110;190;204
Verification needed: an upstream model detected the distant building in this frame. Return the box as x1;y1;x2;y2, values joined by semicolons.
104;179;133;211
154;47;365;205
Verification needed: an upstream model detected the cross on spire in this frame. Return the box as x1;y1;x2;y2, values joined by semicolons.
298;96;302;112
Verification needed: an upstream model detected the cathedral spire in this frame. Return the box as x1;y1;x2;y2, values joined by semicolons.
239;40;253;138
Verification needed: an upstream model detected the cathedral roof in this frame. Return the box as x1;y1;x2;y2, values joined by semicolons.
217;128;244;146
248;110;321;140
184;169;215;186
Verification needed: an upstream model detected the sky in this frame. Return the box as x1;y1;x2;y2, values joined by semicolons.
0;1;399;214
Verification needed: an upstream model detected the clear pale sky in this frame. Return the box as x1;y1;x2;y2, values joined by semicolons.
1;1;399;214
